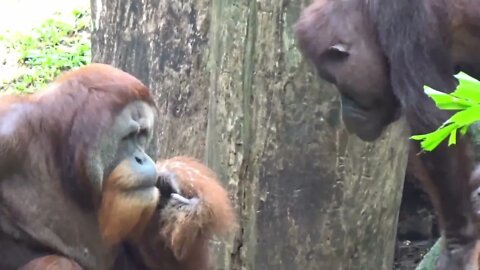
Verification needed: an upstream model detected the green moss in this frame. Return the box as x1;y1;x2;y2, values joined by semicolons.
0;8;91;93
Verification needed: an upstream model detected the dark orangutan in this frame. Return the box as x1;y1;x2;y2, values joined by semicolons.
295;0;480;269
19;157;237;270
0;63;160;269
468;165;480;266
471;166;480;229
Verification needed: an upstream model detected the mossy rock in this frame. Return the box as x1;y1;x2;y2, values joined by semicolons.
415;239;441;270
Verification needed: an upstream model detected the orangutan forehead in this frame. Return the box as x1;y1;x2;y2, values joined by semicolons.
295;0;373;57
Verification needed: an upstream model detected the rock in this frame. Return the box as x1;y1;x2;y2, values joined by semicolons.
415;238;441;270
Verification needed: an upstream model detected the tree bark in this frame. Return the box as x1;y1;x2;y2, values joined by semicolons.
91;0;410;269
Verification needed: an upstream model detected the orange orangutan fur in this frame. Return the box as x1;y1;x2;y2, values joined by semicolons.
132;156;237;270
19;255;83;270
21;157;236;269
156;156;237;258
98;159;160;246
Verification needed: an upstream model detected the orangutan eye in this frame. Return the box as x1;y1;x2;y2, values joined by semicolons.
324;44;349;60
138;128;148;138
330;44;348;53
122;131;137;141
122;127;148;141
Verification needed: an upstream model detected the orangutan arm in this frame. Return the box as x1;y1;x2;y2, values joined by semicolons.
131;156;237;270
19;255;83;270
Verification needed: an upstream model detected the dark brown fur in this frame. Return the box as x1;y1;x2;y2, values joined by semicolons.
294;0;480;269
466;165;480;266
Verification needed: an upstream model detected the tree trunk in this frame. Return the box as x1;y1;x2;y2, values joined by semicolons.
91;0;410;269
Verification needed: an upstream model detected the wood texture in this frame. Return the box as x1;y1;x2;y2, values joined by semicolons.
91;0;410;269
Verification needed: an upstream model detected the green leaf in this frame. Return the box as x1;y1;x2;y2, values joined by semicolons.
448;105;480;126
411;124;458;151
455;72;480;84
448;129;457;146
412;73;480;151
450;73;480;103
423;86;474;110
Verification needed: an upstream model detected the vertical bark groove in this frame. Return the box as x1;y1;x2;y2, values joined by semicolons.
91;0;410;269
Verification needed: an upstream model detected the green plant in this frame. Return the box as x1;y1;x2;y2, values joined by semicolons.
411;73;480;151
0;8;91;93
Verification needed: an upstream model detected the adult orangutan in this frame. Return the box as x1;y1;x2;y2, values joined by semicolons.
0;63;160;269
294;0;480;269
0;64;236;270
18;156;236;270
